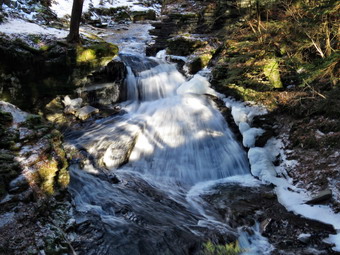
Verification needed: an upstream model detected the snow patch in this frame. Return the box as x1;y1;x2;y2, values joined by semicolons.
223;96;340;250
51;0;160;18
324;233;340;252
0;18;68;38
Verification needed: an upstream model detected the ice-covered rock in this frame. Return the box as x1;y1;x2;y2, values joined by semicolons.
248;147;276;181
176;74;217;96
0;101;28;126
242;128;265;148
63;96;83;115
75;105;99;121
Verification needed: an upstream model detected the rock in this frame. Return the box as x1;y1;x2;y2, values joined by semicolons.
167;36;207;56
22;114;43;129
77;83;122;106
260;218;272;234
132;10;156;22
297;233;312;244
0;110;13;126
19;127;36;141
8;174;29;193
45;96;64;114
75;106;99;121
101;134;137;169
187;53;212;74
0;101;27;125
255;130;275;147
306;189;332;205
108;174;120;184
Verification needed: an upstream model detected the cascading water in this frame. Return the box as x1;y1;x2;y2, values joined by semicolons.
65;53;265;254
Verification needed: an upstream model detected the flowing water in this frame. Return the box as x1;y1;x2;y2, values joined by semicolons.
65;25;272;254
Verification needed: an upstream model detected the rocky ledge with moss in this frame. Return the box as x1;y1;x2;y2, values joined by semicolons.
0;101;75;254
0;33;119;111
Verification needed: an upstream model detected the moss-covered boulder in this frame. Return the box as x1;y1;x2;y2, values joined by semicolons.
132;10;156;22
0;35;119;111
167;36;207;56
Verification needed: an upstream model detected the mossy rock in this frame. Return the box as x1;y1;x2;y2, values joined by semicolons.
22;114;43;128
35;158;59;195
76;42;119;68
132;10;156;22
263;58;283;89
0;35;119;111
188;53;212;74
167;36;207;56
0;129;19;149
0;110;13;126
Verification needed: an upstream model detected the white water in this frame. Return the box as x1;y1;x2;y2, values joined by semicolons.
71;54;249;184
65;54;268;254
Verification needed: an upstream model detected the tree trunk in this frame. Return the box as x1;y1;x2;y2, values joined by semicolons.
67;0;84;43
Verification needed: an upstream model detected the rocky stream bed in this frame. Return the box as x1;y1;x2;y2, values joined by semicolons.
0;0;339;254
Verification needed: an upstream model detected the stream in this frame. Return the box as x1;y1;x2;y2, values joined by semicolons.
64;24;273;255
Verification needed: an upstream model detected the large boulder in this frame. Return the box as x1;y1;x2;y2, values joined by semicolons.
167;36;207;56
0;35;118;111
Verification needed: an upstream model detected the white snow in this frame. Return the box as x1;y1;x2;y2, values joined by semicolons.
276;185;340;227
324;233;340;252
224;98;267;126
223;96;340;251
0;18;68;38
51;0;160;18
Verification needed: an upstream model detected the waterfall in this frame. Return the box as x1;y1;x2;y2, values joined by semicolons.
65;53;251;254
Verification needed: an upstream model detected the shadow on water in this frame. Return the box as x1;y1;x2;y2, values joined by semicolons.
64;54;251;255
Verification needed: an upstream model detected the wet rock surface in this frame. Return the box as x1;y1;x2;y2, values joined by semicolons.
202;182;338;255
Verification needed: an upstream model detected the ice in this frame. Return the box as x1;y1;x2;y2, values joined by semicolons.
248;147;276;181
176;74;217;96
324;233;340;252
63;96;83;109
242;127;265;148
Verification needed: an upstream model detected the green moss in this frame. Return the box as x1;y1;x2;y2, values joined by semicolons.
0;111;13;125
189;53;212;74
57;168;70;189
76;42;119;66
203;240;243;255
167;37;207;56
23;114;44;129
37;158;59;195
77;48;96;63
263;58;283;89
